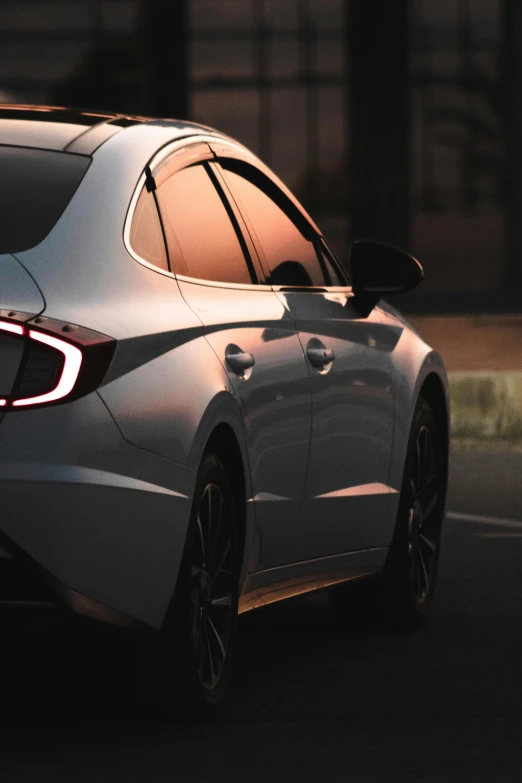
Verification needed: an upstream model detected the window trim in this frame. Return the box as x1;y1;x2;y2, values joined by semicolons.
207;161;268;286
317;237;350;287
128;182;171;274
124;137;218;280
153;143;214;189
209;139;323;238
215;158;333;290
123;134;349;294
124;135;273;287
155;161;260;287
174;274;275;292
216;157;318;244
204;162;260;284
125;169;175;279
208;140;353;295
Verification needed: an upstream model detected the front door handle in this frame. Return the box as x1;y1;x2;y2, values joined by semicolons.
306;339;335;371
225;344;256;379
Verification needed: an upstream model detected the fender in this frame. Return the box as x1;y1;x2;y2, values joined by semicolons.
188;388;256;590
379;304;449;504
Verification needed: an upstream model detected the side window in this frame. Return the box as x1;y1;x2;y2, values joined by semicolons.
129;186;169;271
156;163;253;285
222;169;327;287
318;242;347;286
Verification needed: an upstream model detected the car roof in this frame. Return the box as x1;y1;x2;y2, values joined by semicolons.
0;104;218;156
0;104;322;238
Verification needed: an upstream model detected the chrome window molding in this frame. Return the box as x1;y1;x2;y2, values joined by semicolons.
175;274;272;292
123;134;259;284
123;134;329;292
123;169;176;279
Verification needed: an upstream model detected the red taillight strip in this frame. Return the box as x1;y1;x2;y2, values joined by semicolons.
0;400;6;407
0;320;24;336
12;330;83;407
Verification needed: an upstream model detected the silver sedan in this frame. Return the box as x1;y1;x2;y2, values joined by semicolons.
0;105;449;718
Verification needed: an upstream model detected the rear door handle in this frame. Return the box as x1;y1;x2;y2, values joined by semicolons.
306;339;335;371
225;344;256;378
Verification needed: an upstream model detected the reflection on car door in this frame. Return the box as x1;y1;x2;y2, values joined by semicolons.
218;160;398;565
278;289;398;561
154;155;312;572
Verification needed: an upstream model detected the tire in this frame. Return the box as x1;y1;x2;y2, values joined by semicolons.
140;453;239;721
329;395;447;630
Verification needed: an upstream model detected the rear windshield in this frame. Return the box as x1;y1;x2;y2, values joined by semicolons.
0;146;91;254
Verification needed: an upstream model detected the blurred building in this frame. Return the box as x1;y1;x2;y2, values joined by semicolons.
0;0;516;313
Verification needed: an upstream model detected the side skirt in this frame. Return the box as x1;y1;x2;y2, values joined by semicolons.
239;547;388;614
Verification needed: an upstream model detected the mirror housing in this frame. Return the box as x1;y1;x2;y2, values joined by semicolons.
349;240;425;316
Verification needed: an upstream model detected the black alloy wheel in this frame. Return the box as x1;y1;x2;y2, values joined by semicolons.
406;418;440;604
141;453;239;720
382;395;447;627
190;480;235;691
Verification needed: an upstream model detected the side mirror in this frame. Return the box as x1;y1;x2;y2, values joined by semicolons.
349;239;424;314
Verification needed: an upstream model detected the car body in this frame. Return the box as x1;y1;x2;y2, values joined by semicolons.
0;105;449;709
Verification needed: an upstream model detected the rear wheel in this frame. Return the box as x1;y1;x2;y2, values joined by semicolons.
329;395;447;629
141;453;239;721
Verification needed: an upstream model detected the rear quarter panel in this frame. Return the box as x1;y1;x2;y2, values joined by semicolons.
6;126;258;610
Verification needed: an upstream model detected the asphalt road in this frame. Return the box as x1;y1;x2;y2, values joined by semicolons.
2;446;522;782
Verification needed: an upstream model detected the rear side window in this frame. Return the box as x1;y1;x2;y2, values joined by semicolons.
156;163;252;285
129;186;169;271
0;146;91;254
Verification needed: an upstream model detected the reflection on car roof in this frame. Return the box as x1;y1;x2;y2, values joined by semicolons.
0;104;222;156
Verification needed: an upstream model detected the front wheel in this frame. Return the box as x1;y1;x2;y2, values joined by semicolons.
141;453;239;720
329;395;447;630
382;395;447;627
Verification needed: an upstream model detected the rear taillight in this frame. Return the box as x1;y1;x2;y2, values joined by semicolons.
0;312;115;409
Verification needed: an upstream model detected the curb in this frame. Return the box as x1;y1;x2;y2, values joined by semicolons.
448;371;522;441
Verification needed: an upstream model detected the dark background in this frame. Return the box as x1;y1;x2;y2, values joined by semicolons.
1;0;519;314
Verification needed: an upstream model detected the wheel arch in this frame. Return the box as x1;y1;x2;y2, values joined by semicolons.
387;359;450;548
418;371;450;493
388;342;449;500
205;422;249;583
186;387;255;591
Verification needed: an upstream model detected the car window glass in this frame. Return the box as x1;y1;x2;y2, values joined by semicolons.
0;146;91;254
157;164;252;285
319;244;345;286
129;186;169;271
223;169;327;287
